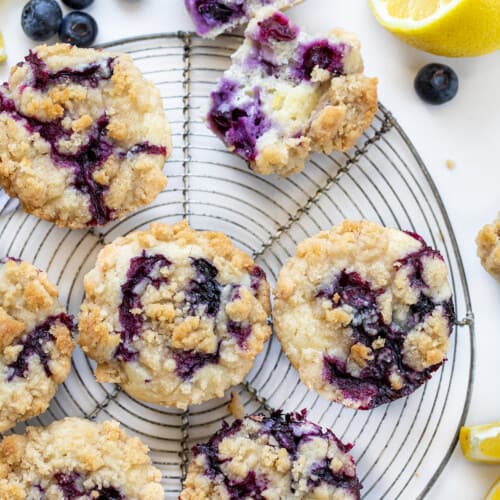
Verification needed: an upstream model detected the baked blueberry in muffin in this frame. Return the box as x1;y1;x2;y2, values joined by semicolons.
185;0;300;38
273;220;455;410
78;221;271;409
0;418;163;499
0;44;171;228
180;410;361;499
0;257;75;432
476;212;500;279
207;9;378;176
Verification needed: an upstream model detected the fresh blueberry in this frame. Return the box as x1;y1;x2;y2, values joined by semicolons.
21;0;63;41
62;0;94;8
414;63;458;105
59;11;98;47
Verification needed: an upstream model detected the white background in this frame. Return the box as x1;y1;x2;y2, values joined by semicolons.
0;0;499;498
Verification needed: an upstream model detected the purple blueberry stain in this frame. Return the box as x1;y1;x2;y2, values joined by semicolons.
250;265;265;293
186;258;221;317
308;458;361;494
208;79;270;162
256;12;299;43
318;237;455;408
114;252;171;362
24;51;115;91
193;419;243;479
55;472;124;500
0;53;167;226
227;471;268;500
173;341;221;380
227;320;251;349
54;472;85;499
126;141;167;157
94;486;125;500
295;40;348;80
186;0;245;35
7;313;74;381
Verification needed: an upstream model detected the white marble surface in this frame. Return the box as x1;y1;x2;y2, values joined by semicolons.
0;1;499;498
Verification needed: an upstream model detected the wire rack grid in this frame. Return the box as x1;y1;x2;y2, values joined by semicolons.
0;33;474;499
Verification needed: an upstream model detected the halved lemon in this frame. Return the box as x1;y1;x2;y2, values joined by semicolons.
368;0;500;57
486;477;500;500
0;32;6;63
460;422;500;463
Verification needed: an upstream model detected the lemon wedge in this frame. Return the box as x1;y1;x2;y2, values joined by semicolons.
486;477;500;500
0;32;6;63
460;422;500;463
368;0;500;57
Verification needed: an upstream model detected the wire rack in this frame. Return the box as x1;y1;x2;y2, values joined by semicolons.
0;33;474;499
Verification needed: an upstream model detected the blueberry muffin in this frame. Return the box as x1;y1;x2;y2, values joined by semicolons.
185;0;301;38
78;221;271;409
0;257;74;432
273;220;455;410
0;417;163;499
207;9;378;176
477;213;500;279
0;44;171;228
180;411;361;499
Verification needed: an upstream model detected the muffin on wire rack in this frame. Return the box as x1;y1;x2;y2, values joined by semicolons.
0;418;163;499
78;220;271;409
180;410;361;499
0;257;74;432
0;43;171;229
207;9;378;176
273;220;455;410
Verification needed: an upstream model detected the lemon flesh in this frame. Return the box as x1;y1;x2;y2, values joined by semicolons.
486;478;500;500
0;32;6;63
460;422;500;463
369;0;500;57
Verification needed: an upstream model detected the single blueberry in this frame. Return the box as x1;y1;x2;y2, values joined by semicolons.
21;0;63;41
414;63;458;105
62;0;94;8
59;11;98;47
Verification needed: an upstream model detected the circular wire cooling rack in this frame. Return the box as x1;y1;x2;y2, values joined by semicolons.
0;33;474;499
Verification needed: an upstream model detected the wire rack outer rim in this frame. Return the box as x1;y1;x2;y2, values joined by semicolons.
1;31;475;500
101;31;475;499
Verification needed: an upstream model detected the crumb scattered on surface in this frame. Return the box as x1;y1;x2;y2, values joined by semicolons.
445;160;455;170
228;391;245;419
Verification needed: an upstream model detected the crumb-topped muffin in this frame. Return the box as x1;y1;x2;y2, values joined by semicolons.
0;417;163;499
0;44;171;228
0;257;74;432
180;410;361;499
78;221;271;409
185;0;301;38
477;213;500;279
207;9;378;176
274;220;455;410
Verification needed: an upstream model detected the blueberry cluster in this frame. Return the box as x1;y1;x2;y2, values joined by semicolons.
22;0;98;47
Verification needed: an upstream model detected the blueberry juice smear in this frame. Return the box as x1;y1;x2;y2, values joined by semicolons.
208;79;270;162
114;252;171;361
7;313;74;382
